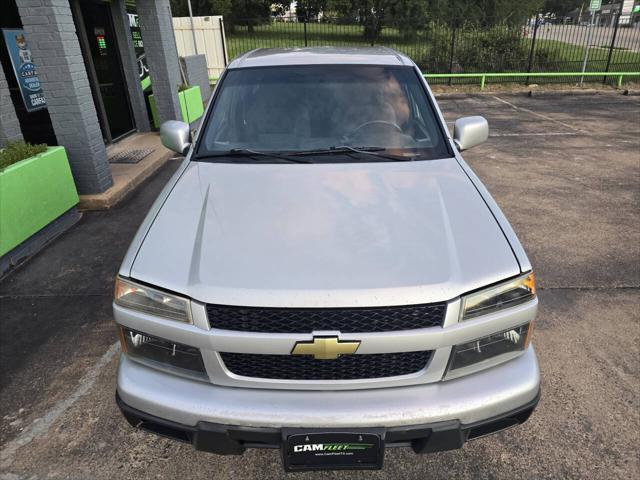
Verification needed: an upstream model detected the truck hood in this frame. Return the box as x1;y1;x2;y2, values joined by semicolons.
130;158;520;307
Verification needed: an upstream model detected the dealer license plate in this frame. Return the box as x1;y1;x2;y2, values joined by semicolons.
282;431;384;472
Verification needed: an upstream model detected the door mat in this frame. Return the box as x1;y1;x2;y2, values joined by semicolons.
108;148;154;164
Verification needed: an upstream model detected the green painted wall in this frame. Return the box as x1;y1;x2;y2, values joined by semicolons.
0;147;79;256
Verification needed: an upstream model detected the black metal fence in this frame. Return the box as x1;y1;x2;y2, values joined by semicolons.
224;15;640;85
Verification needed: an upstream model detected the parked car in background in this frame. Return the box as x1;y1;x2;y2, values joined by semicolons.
113;47;540;472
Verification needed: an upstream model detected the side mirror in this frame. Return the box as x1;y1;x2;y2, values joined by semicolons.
160;120;191;155
453;116;489;151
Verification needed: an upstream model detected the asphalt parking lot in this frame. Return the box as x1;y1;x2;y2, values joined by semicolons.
1;91;638;479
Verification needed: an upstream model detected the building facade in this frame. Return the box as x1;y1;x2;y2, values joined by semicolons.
0;0;184;194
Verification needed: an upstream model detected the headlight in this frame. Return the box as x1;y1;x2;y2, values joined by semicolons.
445;322;533;380
114;277;191;323
460;272;536;320
119;327;207;378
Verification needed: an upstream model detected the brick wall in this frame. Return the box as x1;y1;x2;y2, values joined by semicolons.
15;0;113;194
137;0;182;125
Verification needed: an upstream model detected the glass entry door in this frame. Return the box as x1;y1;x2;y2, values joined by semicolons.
78;0;134;141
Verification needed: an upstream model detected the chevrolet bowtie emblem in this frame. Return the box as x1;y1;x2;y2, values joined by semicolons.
291;336;361;360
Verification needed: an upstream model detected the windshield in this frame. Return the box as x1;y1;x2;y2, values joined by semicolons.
197;65;450;161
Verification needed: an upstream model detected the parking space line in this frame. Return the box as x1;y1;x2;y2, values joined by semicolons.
492;96;583;132
0;342;120;470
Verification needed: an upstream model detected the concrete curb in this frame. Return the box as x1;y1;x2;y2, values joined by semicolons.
78;151;173;211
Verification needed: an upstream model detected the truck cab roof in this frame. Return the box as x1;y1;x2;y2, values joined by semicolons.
227;46;416;69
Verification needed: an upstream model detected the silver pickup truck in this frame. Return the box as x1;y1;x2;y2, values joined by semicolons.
114;47;539;472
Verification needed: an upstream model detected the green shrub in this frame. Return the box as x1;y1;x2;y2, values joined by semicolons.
418;24;455;71
454;27;529;72
0;141;48;171
418;25;531;73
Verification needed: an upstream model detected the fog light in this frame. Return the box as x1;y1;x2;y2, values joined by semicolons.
119;327;207;378
445;323;533;380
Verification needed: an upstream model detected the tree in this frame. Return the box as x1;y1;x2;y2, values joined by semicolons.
324;0;398;41
169;0;229;17
388;0;429;39
424;0;543;25
168;0;281;31
296;1;328;21
542;0;582;16
323;0;544;40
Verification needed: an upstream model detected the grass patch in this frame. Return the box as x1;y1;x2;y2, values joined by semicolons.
530;39;640;72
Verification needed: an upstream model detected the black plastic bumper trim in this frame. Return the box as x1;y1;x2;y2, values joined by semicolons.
116;389;540;456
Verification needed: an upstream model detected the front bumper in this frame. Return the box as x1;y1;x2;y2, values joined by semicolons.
116;346;540;453
117;390;539;455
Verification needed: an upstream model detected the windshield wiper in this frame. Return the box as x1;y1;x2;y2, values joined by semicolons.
290;146;418;162
195;148;312;164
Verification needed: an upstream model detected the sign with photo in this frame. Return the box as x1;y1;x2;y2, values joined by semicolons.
2;28;47;112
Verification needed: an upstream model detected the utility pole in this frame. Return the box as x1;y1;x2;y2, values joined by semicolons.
187;0;199;55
